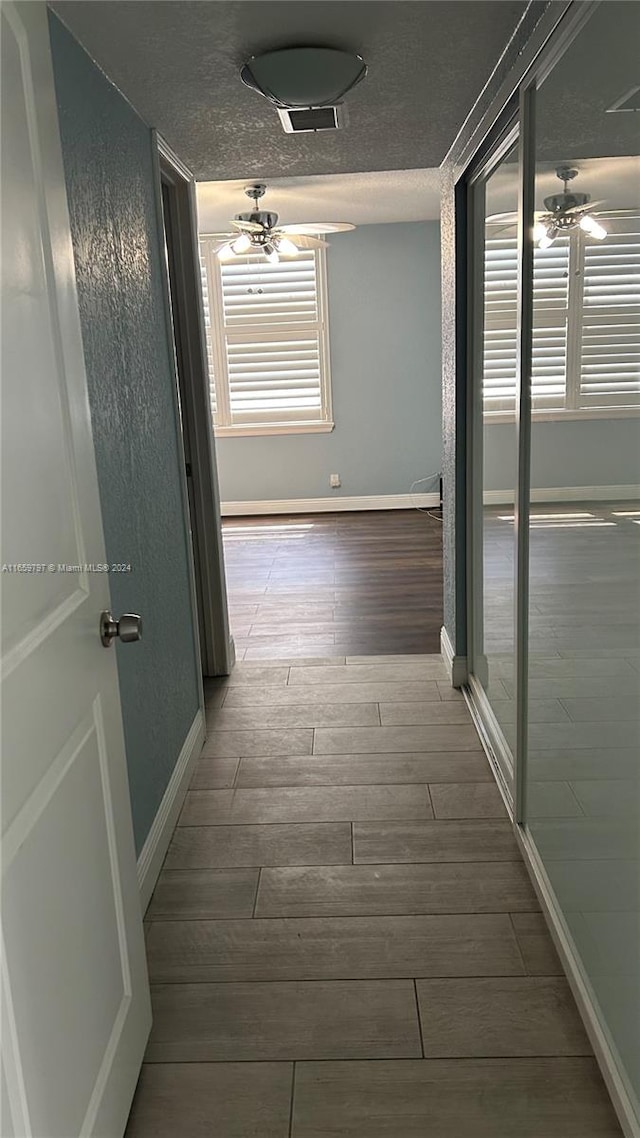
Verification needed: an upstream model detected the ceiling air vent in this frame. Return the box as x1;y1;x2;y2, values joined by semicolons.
277;105;347;133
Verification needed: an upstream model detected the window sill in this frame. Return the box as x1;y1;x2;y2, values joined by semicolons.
484;407;640;424
214;421;335;438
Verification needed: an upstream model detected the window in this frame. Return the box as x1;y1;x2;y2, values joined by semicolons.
483;215;640;417
199;239;333;435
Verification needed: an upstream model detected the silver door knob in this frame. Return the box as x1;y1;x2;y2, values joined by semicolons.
100;611;143;647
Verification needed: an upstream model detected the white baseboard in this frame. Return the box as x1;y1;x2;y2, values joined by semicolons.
137;708;205;913
483;484;640;506
221;493;440;516
464;674;514;807
440;626;468;688
516;828;640;1138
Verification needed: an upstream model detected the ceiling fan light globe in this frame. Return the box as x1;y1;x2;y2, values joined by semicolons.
538;231;556;250
275;237;300;257
217;242;237;261
232;234;252;254
264;242;280;265
533;221;548;242
579;215;607;240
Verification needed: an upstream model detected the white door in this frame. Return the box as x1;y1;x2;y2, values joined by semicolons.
1;4;151;1136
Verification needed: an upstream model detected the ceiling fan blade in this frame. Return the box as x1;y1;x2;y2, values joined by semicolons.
596;207;638;217
564;199;607;215
273;232;329;250
278;222;356;235
486;210;549;224
231;219;265;233
485;211;517;224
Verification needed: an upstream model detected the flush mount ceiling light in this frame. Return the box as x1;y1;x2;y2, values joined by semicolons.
240;46;367;133
533;166;607;248
213;183;355;264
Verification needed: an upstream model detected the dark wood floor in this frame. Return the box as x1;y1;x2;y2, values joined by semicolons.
221;510;443;660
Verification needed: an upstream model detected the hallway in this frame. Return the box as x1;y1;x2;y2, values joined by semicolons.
127;656;621;1137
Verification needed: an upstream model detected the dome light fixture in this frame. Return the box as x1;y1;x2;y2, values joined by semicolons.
240;46;367;133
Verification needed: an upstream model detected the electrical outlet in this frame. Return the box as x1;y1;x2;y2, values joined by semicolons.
329;473;341;488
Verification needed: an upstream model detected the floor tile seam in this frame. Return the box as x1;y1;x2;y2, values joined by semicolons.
413;979;426;1058
179;814;488;827
143;1045;593;1061
506;913;530;975
147;977;434;988
166;857;527;869
251;869;261;918
171;822;519;837
225;782;495;793
139;1055;602;1068
146;969;533;986
346;855;528;867
171;820;356;830
141;909;544;925
288;1062;297;1138
199;749;487;764
186;783;503;795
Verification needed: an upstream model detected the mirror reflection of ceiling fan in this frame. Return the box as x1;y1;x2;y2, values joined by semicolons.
213;183;355;263
487;166;636;248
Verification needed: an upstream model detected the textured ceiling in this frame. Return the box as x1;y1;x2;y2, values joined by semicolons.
536;1;640;163
196;168;442;232
51;0;530;181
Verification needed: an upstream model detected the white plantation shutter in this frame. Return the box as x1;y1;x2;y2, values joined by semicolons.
482;218;639;415
578;216;640;408
199;248;217;420
483;234;519;411
483;228;569;412
530;239;570;408
199;241;332;432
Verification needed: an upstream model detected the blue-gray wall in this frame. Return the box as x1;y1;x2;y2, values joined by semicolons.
214;222;443;502
486;418;640;491
50;14;200;854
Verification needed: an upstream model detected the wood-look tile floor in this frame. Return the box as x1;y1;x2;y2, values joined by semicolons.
222;510;443;659
127;656;622;1137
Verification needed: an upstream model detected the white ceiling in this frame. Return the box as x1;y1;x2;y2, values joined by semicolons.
196;168;442;233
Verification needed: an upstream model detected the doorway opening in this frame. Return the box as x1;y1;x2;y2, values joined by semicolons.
194;171;445;660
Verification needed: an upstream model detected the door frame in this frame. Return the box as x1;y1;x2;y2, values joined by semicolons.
151;133;233;677
464;115;520;808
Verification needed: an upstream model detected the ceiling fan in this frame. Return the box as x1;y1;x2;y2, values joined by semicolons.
488;166;613;248
532;166;607;247
213;183;355;264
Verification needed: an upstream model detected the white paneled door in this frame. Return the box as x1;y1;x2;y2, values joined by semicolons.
1;4;151;1136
